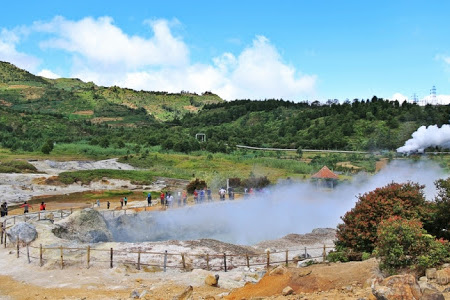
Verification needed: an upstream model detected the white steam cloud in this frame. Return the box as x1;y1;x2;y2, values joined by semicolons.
107;160;448;245
397;125;450;153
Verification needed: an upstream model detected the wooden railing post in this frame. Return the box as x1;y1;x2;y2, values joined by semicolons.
246;254;250;268
26;244;30;263
181;253;186;270
323;245;326;261
39;244;43;267
163;250;168;272
137;250;141;270
206;254;210;271
223;253;227;272
60;246;64;269
110;248;113;268
16;238;19;258
266;251;270;269
0;224;3;245
87;246;90;269
38;212;40;221
13;216;15;225
285;250;289;266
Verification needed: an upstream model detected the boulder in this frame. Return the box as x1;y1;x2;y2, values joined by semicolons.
426;268;437;280
436;268;450;285
7;222;37;244
372;274;421;300
205;274;219;287
420;289;445;300
52;208;112;243
282;286;294;296
269;265;287;276
173;285;193;300
130;290;140;299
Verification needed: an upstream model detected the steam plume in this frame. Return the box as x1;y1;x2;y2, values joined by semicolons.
107;160;448;245
397;124;450;153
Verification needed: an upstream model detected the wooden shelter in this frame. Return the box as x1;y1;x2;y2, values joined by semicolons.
311;166;338;188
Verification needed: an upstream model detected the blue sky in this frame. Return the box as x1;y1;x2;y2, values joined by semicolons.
1;0;450;103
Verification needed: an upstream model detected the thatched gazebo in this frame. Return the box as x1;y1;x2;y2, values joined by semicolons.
311;166;338;188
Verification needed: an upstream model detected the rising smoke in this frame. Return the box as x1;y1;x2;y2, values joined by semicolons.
107;160;448;245
397;124;450;153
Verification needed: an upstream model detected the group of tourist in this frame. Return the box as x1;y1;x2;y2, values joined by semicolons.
159;190;188;207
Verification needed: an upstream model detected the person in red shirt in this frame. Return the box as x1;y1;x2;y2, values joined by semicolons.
160;192;165;206
39;202;46;211
20;202;32;214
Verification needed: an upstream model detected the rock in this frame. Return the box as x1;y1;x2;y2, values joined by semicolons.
420;288;445;300
205;274;219;287
216;292;228;298
419;281;439;293
426;268;437;280
269;265;287;276
371;274;421;300
7;222;37;244
282;286;294;296
419;276;428;282
130;290;140;299
436;268;450;285
52;208;112;243
139;290;148;299
173;285;193;300
443;287;450;293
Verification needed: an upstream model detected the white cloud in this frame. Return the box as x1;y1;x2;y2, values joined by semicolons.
391;93;409;102
0;28;40;71
74;32;316;100
35;16;189;69
3;16;316;101
435;54;450;65
37;69;60;79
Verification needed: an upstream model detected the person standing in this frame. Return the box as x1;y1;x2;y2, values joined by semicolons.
147;193;152;207
207;188;212;202
20;201;32;214
120;198;124;207
193;189;199;204
107;201;110;209
39;202;46;211
160;192;165;206
96;199;100;207
177;191;181;206
182;190;187;206
168;193;174;208
0;202;7;217
199;189;205;203
124;196;128;206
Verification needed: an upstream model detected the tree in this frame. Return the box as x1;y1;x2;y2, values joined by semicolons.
41;139;54;154
427;178;450;240
296;147;303;159
336;182;429;253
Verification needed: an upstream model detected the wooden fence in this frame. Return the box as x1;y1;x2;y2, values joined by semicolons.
0;203;335;273
6;239;335;272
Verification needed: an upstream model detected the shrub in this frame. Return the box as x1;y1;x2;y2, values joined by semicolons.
361;252;371;261
41;139;54;154
375;216;449;274
336;182;429;253
427;178;450;240
327;251;349;263
186;178;207;194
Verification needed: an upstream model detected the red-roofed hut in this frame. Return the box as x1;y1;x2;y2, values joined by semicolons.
311;166;339;188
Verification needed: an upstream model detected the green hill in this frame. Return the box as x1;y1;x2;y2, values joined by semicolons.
0;61;223;122
1;61;450;156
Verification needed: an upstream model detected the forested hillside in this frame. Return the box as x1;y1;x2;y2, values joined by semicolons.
1;61;449;154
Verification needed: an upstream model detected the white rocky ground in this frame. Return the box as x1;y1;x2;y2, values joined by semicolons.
0;159;166;205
